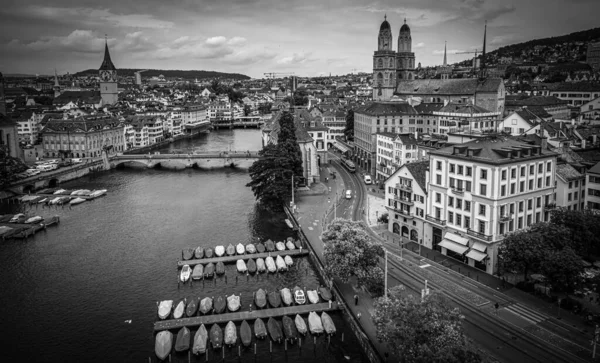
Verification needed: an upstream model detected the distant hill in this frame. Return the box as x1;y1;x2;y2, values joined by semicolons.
493;27;600;57
74;68;250;80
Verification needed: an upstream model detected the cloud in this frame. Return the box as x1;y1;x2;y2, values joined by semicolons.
414;42;425;48
276;52;317;65
8;30;108;53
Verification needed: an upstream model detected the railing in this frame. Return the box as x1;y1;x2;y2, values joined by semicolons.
544;203;557;210
451;187;464;195
395;183;412;192
393;195;414;205
467;228;493;241
426;215;446;226
499;213;513;222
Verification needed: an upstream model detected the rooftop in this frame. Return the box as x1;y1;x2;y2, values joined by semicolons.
404;160;429;193
396;78;503;96
356;102;417;116
555;163;583;182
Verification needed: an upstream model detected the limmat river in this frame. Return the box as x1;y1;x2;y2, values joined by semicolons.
0;129;366;363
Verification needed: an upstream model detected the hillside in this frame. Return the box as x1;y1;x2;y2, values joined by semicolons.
74;68;250;80
493;27;600;57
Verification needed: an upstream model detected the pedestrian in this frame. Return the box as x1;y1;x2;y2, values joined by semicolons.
494;302;499;315
357;312;361;320
354;294;359;306
502;276;506;288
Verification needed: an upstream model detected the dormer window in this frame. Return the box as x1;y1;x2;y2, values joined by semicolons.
311;121;315;127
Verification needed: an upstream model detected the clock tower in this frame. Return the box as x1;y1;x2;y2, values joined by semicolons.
373;15;396;101
99;37;118;106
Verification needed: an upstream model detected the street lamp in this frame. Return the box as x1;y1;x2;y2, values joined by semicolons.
280;169;294;208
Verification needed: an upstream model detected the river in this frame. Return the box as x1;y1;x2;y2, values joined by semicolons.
0;129;366;362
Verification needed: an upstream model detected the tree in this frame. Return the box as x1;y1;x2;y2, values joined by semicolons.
373;287;482;363
258;103;272;115
0;146;28;188
277;112;303;178
243;105;252;116
498;228;546;279
344;109;354;140
550;208;600;258
322;219;384;287
540;246;583;294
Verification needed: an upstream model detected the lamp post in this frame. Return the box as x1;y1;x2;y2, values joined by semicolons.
280;169;294;208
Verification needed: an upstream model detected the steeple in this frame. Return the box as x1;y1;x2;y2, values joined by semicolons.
99;35;117;71
54;69;60;87
480;21;487;79
443;41;447;66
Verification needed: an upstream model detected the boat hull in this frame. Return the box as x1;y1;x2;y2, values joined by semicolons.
155;331;173;360
193;325;208;355
254;318;267;339
210;324;223;349
225;321;237;346
175;327;191;352
240;320;252;347
255;289;267;309
267;318;283;343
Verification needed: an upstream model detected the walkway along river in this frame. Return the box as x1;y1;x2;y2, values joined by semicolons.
0;129;366;362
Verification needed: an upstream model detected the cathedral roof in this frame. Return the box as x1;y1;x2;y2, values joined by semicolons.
400;20;410;33
396;78;503;96
379;19;391;32
99;41;117;71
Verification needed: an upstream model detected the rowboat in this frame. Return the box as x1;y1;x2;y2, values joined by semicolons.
215;245;225;257
285;219;294;228
280;288;293;306
268;318;283;343
276;255;287;271
307;290;319;304
240;320;252;347
180;265;191;282
318;287;333;301
227;294;240;312
204;263;215;278
53;189;66;195
236;259;247;273
216;262;225;275
173;300;185;319
70;189;84;196
194;247;204;259
175;326;191;352
284;255;293;266
321;312;336;335
255;289;267;309
247;259;257;274
246;243;256;254
308;312;324;334
226;244;235;256
265;256;276;273
225;321;237;346
282;316;298;343
89;189;107;198
158;300;173;320
192;324;208;355
186;297;199;317
256;258;266;273
236;243;245;255
25;216;43;224
199;297;213;315
275;242;286;251
205;247;213;258
286;240;295;250
294;240;302;249
57;196;71;205
192;264;204;280
265;240;275;252
293;286;305;305
48;197;61;205
155;330;173;360
210;324;223;349
256;242;265;253
268;291;281;308
69;197;86;205
294;314;307;335
37;198;48;204
182;249;194;260
214;296;226;314
254;318;267;339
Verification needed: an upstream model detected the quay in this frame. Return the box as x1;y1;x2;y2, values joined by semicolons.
154;301;340;331
177;249;309;268
0;216;60;239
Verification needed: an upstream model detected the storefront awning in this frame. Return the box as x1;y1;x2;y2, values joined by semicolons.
438;240;469;255
444;232;469;246
471;241;487;252
333;142;350;153
466;249;487;262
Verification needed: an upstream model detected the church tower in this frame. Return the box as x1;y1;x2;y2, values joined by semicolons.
99;37;118;106
396;19;415;82
53;69;61;98
439;42;451;80
373;15;397;101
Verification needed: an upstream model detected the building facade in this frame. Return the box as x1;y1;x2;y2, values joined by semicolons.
587;42;600;71
554;163;585;211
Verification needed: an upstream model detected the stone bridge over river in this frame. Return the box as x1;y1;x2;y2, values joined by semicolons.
111;151;261;170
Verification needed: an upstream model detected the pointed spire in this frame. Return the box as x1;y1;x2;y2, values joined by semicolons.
99;35;117;71
443;41;447;66
384;14;387;21
54;69;59;87
404;18;407;24
480;21;487;78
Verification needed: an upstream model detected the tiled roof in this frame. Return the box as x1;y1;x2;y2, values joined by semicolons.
404;160;429;192
437;102;492;114
551;82;600;92
42;115;121;133
555;163;583;182
574;148;600;163
396;134;418;145
506;96;567;107
590;161;600;175
413;103;443;115
396;78;503;95
53;91;101;105
0;113;17;127
356;102;417;116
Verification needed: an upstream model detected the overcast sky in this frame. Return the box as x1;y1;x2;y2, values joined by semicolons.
1;0;599;78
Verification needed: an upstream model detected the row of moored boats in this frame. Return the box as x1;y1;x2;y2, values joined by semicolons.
180;254;294;282
182;238;301;261
18;188;107;206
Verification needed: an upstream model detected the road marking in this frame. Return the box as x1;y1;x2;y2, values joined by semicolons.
505;304;547;324
419;264;431;268
308;227;313;231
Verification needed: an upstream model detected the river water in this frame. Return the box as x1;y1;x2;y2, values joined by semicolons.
0;129;366;362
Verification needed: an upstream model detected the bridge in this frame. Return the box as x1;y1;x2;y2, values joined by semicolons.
212;116;264;130
110;151;261;170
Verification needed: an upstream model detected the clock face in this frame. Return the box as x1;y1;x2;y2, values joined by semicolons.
100;71;112;82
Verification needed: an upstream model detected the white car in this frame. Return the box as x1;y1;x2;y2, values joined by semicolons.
46;159;59;164
71;158;83;164
345;190;352;199
364;175;372;185
26;168;41;176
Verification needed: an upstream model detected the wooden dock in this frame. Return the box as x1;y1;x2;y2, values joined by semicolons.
177;249;309;268
0;216;60;240
154;302;340;331
17;193;98;201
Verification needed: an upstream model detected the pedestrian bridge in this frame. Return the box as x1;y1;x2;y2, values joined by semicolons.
110;151;260;170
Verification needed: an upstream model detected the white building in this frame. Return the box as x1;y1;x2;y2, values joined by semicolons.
554;163;586;211
375;132;396;181
321;110;347;146
499;109;545;136
585;162;600;210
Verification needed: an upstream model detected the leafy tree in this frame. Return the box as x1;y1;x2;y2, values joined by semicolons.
243;105;252;116
0;146;28;188
373;287;482;363
277;112;303;178
540;246;583;294
258;103;272;115
498;228;545;279
344;109;354;140
322;219;384;287
550;208;600;258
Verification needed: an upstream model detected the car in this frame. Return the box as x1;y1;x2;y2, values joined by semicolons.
34;161;48;166
364;175;372;185
16;172;30;179
46;159;59;164
71;158;83;164
345;190;352;199
36;164;55;172
26;168;41;176
58;160;73;167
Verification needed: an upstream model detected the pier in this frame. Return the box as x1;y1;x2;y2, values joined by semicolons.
0;216;60;239
177;249;309;268
154;302;340;331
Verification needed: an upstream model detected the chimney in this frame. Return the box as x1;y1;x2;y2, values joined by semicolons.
571;118;575;126
541;137;548;150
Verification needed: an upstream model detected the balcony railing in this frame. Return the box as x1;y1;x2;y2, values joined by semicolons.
544;203;556;210
393;195;414;205
451;187;464;195
395;183;413;192
467;228;493;242
499;213;513;222
426;215;446;226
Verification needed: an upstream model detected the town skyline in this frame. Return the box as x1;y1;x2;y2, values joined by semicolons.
2;0;600;78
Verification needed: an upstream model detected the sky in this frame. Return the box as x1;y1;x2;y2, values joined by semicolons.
1;0;599;79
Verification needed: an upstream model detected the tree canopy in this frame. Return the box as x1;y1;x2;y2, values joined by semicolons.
549;208;600;258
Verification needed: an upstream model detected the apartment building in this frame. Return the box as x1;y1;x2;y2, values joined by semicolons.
549;82;600;107
554;163;586;211
375;132;395;181
321;110;346;146
585;162;600;210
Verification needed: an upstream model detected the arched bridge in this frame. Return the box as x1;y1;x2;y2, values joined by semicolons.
110;151;261;170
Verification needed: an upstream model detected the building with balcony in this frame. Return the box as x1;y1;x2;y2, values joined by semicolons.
375;132;395;181
433;102;501;136
585;161;600;210
555;163;586;211
425;136;557;274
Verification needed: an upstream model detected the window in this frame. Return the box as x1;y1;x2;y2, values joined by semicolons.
465;181;472;192
448;196;454;207
527;214;532;226
510;183;515;194
520;167;525;177
574;191;578;200
511;168;516;179
546;176;550;187
529;165;534;175
448;212;454;224
536;197;541;208
435;207;441;219
509;220;514;231
569;181;573;189
520;181;525;193
479;204;486;216
568;193;572;201
510;203;515;214
464;216;470;229
456;199;462;209
478;221;485;234
450;164;455;173
449;177;455;188
480;184;487;195
480;169;487;180
436;193;441;203
466;167;472;176
537;178;542;188
518;216;523;229
436;161;442;171
501;170;507;180
501;185;506;197
547;162;552;172
519;201;524;212
575;180;579;187
529;180;533;190
536;212;540;223
465;201;471;212
538;163;543;173
458;165;463;175
436;174;442;185
528;199;533;210
499;223;505;235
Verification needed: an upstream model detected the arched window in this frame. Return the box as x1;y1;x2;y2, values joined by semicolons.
377;59;383;68
410;229;418;242
401;226;409;238
393;223;400;234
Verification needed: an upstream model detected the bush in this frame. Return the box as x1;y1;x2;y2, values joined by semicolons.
516;281;535;292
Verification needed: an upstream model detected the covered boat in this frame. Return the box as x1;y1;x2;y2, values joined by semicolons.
282;316;298;343
192;324;208;355
186;297;199;317
307;290;319;304
275;242;286;251
214;296;226;314
265;257;276;273
284;255;293;266
225;321;237;346
226;244;235;256
175;326;191;352
204;263;215;278
285;219;294;229
48;197;61;205
216;261;225;275
69;197;86;205
293;286;305;305
180;265;192;282
256;242;265;253
155;330;173;360
70;189;84;196
247;259;257;274
236;243;245;255
53;189;66;195
37;198;48;204
89;189;107;198
240;320;252;347
173;300;185;319
318;287;333;301
182;249;194;260
25;216;43;224
246;243;256;254
255;289;267;309
199;297;213;315
205;247;213;258
286;240;296;250
192;264;204;280
275;255;287;271
308;312;324;334
321;312;336;335
268;291;281;308
158;300;173;320
210;324;223;349
265;240;275;252
294;240;302;249
215;245;225;257
227;294;241;312
294;314;307;335
254;318;267;339
280;288;293;306
194;247;204;259
267;318;283;343
236;259;247;273
256;258;266;273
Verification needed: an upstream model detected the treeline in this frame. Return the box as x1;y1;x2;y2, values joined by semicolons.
74;69;250;80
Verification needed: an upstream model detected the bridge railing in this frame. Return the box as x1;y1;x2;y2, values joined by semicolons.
112;151;261;159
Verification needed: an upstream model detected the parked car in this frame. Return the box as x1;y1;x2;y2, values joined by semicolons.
58;160;73;167
26;168;41;176
36;164;54;172
71;158;83;164
364;175;372;185
46;159;59;164
345;190;352;199
34;161;47;166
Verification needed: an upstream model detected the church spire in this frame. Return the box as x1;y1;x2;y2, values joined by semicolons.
54;69;60;87
480;21;487;79
99;35;117;71
443;41;447;66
